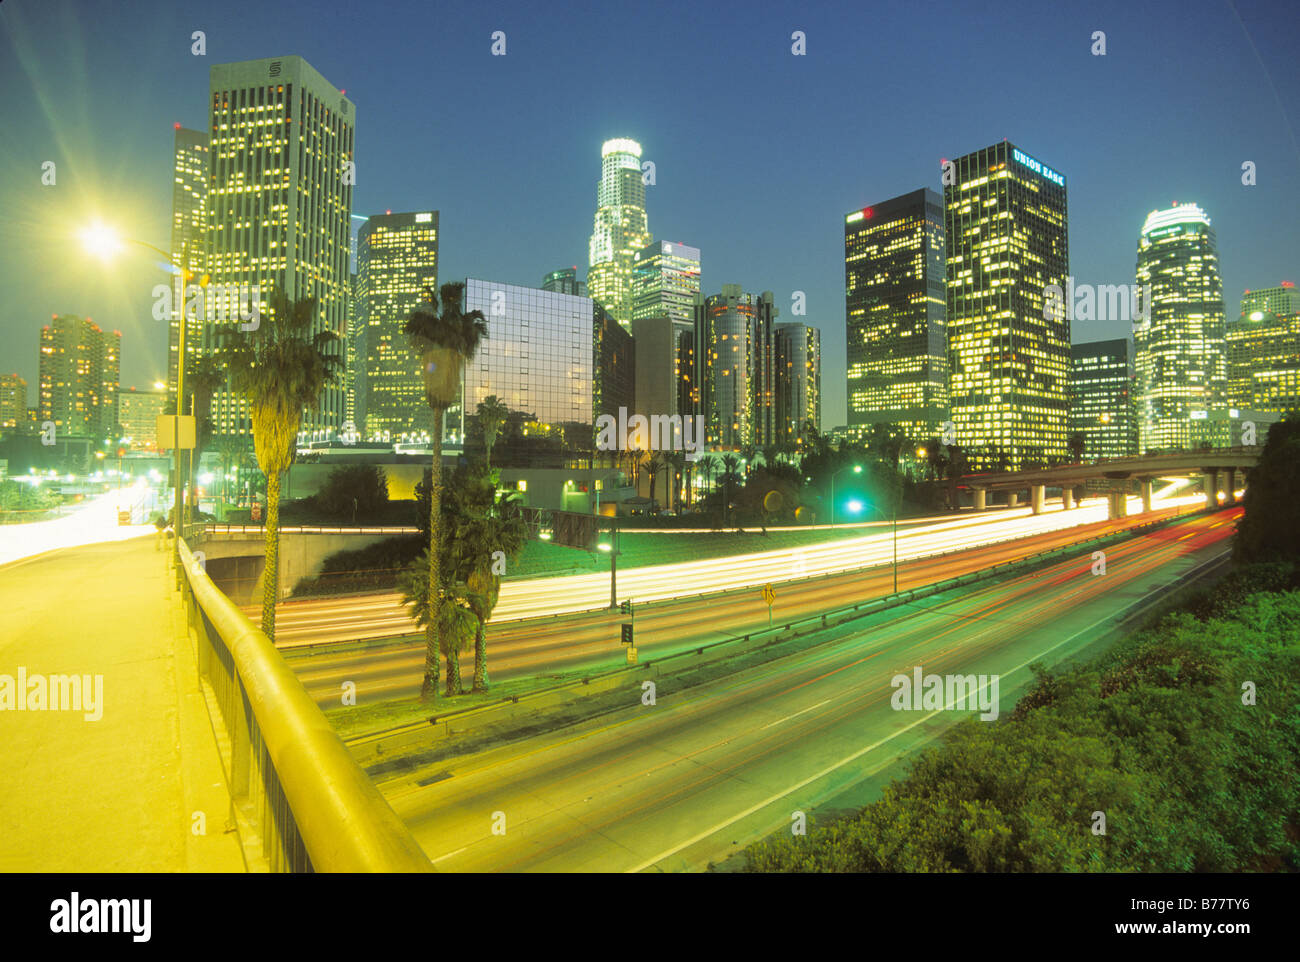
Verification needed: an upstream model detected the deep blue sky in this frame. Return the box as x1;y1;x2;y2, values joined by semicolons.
2;0;1297;427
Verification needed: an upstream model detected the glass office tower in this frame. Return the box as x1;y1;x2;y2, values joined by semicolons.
1227;282;1300;416
775;323;822;446
356;211;439;440
168;126;209;411
461;279;595;466
845;188;948;442
588;138;652;329
1134;203;1228;451
543;267;587;297
696;285;778;448
945;143;1070;470
205;56;355;439
1069;339;1138;461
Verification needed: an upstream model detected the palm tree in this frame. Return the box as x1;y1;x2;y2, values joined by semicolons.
646;452;667;508
213;434;248;507
476;395;509;470
459;503;527;692
405;282;489;701
185;355;226;518
399;555;481;696
720;453;741;526
216;287;340;641
664;450;686;512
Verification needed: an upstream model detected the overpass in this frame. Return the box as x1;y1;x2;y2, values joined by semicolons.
961;447;1259;519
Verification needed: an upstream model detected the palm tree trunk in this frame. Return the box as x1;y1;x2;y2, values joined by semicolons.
472;620;489;692
420;407;445;702
261;469;281;640
446;644;462;696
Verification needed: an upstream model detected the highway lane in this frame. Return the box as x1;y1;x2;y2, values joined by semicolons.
267;490;1206;646
380;506;1239;872
293;501;1219;707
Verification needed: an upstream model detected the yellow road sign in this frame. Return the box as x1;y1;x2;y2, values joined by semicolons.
761;583;775;606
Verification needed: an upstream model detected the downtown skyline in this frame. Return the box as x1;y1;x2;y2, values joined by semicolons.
2;0;1297;429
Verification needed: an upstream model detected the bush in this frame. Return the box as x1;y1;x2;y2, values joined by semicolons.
291;534;425;597
742;572;1300;872
313;464;388;519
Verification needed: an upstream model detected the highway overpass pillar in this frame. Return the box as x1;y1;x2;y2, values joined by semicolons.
1063;487;1075;510
1108;489;1128;520
973;488;986;511
1140;479;1153;513
1224;468;1237;504
1205;469;1220;506
1007;491;1019;508
1030;484;1045;515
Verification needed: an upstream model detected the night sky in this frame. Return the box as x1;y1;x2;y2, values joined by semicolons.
2;0;1297;427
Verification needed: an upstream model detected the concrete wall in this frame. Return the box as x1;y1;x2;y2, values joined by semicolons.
199;530;397;604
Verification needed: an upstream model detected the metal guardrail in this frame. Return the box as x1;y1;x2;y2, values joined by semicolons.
176;537;432;873
203;524;419;535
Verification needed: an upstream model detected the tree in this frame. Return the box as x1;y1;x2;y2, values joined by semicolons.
314;464;388;520
1235;413;1300;564
1066;432;1085;464
216;287;340;640
720;453;742;526
405;283;489;701
185;355;226;520
646;452;667;508
664;450;686;513
213;435;248;505
399;554;481;696
476;395;509;470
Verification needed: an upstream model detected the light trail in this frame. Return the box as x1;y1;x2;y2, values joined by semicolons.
0;481;160;567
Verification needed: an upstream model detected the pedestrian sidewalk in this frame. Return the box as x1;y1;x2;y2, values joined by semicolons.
0;536;246;871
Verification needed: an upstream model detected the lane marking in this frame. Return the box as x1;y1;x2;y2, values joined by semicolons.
624;546;1231;874
759;698;832;730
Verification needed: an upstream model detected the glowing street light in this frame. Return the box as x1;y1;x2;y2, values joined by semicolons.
79;222;125;262
829;464;863;527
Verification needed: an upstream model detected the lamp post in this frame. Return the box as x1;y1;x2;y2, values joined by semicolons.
600;516;621;609
82;224;206;585
829;463;862;526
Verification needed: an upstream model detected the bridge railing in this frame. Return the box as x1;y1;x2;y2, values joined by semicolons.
176;536;432;873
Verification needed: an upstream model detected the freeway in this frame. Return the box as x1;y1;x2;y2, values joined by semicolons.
269;489;1206;648
293;499;1219;707
380;506;1240;872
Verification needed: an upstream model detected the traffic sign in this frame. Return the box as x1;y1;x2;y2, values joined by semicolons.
761;583;775;606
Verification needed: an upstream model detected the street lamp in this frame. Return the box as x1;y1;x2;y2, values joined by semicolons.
81;222;207;585
599;517;622;609
829;463;862;526
860;497;900;594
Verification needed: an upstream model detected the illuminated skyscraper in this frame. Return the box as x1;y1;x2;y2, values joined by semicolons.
1226;282;1300;416
696;285;778;448
1133;203;1228;451
632;239;700;418
588;138;651;328
543;267;586;297
1069;339;1137;461
775;323;821;446
119;386;168;450
844;188;948;441
356;211;439;439
945;143;1070;470
168;126;209;409
205;56;355;438
38;315;120;439
0;373;28;431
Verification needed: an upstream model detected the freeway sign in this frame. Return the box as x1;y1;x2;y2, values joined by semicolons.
762;583;775;628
